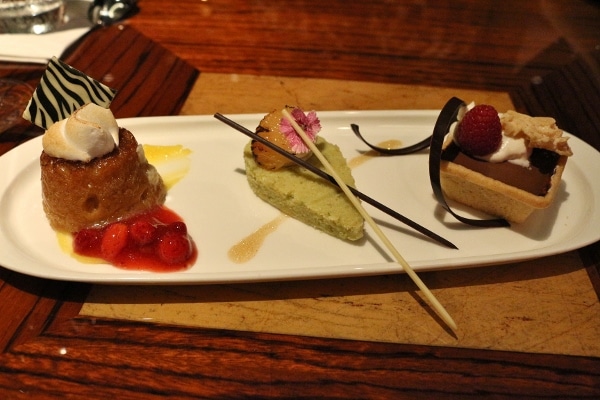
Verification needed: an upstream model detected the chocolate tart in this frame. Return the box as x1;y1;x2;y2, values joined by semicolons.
439;139;568;223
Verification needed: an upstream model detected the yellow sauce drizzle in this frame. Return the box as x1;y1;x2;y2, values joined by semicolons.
348;139;403;168
143;144;192;190
228;214;288;263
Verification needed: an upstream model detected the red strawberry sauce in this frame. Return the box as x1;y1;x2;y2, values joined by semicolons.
72;206;197;272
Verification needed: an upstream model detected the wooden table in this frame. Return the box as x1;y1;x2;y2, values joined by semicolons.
1;1;600;397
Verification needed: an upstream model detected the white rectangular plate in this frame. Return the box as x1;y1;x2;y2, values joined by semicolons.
1;111;599;284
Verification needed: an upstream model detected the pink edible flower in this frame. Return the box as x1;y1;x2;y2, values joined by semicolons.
280;108;321;154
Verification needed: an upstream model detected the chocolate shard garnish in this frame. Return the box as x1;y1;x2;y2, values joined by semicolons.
350;123;431;155
428;97;510;227
215;113;458;249
22;57;117;130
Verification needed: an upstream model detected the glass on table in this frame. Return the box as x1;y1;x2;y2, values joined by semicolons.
0;78;33;134
0;0;65;34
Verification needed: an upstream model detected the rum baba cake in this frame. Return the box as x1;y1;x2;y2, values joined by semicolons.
244;107;364;241
438;103;572;224
40;104;166;232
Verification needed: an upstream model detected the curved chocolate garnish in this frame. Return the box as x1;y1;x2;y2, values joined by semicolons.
429;97;510;227
351;123;431;155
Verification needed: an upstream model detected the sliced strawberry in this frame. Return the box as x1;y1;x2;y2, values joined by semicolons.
157;231;192;265
73;228;102;254
130;220;157;245
100;223;129;260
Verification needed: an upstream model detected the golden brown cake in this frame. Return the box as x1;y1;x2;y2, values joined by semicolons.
41;127;166;232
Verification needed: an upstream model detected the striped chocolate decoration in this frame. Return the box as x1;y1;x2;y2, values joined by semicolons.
22;57;117;130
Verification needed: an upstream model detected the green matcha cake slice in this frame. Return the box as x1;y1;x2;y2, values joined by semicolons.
244;137;364;241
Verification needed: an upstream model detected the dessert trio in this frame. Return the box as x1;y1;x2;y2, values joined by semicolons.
20;59;573;272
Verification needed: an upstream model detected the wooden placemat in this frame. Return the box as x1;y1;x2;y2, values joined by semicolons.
62;25;199;118
81;74;600;356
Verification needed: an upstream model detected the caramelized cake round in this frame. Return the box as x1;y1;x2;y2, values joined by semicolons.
41;128;166;232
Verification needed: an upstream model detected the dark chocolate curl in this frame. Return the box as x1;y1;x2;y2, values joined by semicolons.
428;97;510;227
350;124;431;155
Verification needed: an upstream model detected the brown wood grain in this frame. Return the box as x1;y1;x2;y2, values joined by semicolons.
2;316;600;398
127;0;600;89
1;0;600;397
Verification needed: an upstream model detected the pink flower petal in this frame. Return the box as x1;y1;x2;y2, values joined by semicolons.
280;108;321;154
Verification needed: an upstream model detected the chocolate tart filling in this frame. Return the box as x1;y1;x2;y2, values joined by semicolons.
441;143;559;196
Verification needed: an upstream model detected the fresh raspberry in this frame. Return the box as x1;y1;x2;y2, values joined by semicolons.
157;232;192;264
100;223;129;260
130;220;157;245
455;104;502;156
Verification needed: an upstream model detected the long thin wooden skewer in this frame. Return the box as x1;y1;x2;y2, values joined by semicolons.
282;109;457;332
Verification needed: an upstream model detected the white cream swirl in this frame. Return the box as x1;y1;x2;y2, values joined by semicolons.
476;135;529;166
42;103;119;162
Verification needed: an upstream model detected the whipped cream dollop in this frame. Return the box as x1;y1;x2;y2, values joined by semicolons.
42;103;119;162
476;135;530;167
